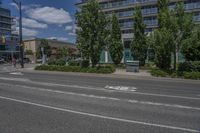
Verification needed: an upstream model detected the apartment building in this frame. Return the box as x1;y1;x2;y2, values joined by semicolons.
76;0;200;63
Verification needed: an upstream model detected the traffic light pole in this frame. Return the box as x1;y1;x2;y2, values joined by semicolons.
19;2;24;68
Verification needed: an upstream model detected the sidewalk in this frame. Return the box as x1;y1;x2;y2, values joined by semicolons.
114;69;151;77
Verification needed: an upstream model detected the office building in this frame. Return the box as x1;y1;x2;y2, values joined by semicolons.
76;0;200;63
0;2;20;60
23;38;77;63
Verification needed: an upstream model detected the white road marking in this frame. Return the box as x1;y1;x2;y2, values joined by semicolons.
9;72;23;75
0;96;198;133
0;77;200;101
128;100;200;111
0;77;29;82
130;91;200;100
105;85;137;92
1;83;200;111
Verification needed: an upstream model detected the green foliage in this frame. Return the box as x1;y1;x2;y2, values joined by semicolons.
150;68;168;77
178;61;200;72
76;0;109;67
25;50;33;55
152;29;173;70
68;60;80;66
36;39;51;59
109;14;124;65
81;60;90;68
181;26;200;61
35;65;115;74
131;6;147;66
47;59;66;66
56;47;68;59
183;72;200;80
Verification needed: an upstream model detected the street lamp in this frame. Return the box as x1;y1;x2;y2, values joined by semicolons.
12;0;24;68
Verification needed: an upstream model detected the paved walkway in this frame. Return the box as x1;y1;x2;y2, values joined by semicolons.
114;69;151;77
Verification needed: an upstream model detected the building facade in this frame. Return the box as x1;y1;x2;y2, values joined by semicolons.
23;38;77;63
76;0;200;63
0;3;20;60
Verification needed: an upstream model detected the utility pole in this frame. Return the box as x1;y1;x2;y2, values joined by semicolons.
13;0;24;68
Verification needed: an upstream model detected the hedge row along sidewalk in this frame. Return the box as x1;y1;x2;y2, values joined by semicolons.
35;65;116;74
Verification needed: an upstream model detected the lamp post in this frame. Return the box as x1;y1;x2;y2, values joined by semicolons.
13;0;24;68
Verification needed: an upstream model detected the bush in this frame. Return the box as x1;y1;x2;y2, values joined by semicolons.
35;65;115;74
68;60;80;66
81;60;90;68
150;68;168;77
47;59;66;66
183;72;200;80
178;61;200;73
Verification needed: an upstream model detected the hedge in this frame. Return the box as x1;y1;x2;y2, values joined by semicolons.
47;59;66;66
35;65;115;74
183;72;200;80
150;68;168;77
178;61;200;73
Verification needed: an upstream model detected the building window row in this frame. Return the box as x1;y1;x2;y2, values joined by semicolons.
0;10;10;17
0;23;11;29
119;17;157;28
106;2;200;18
0;17;11;23
100;0;200;10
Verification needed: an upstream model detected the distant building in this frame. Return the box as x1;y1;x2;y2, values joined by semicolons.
76;0;200;63
23;38;77;63
0;4;20;60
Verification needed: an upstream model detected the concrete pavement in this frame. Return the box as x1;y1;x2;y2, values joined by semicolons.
0;71;200;133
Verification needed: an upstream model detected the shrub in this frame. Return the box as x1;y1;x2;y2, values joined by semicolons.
183;72;200;80
170;72;178;78
81;60;90;68
178;61;200;73
47;59;66;66
150;68;168;77
68;60;80;66
35;65;115;74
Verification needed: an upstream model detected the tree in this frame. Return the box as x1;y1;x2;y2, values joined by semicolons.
174;3;194;69
109;14;123;65
181;26;200;61
36;39;51;59
76;0;109;67
131;6;147;66
25;50;33;55
56;47;68;59
152;0;174;70
152;29;174;70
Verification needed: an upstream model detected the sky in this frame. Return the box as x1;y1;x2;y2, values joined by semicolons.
1;0;81;43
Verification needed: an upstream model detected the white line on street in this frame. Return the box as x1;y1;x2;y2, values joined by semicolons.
0;77;200;101
0;96;198;133
1;83;200;111
9;72;23;75
105;85;137;92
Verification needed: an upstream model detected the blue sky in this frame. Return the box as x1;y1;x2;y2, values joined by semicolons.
2;0;80;43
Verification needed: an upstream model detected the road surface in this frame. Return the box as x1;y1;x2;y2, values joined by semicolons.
0;71;200;133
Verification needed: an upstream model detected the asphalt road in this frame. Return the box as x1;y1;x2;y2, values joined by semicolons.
0;71;200;133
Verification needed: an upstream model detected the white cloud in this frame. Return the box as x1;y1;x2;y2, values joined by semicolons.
15;27;38;37
26;6;72;24
47;37;68;42
65;26;73;31
23;18;48;29
68;24;77;36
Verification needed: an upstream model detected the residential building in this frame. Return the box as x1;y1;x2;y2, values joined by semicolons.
76;0;200;63
0;3;20;60
23;38;77;63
